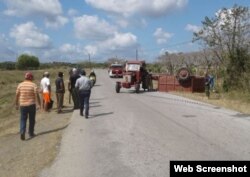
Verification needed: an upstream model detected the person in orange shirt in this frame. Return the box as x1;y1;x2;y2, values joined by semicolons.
15;72;41;140
40;71;51;111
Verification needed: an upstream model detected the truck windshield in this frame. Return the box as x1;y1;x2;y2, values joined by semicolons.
126;64;140;71
111;65;122;69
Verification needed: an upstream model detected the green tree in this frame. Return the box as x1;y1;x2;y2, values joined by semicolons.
193;5;250;91
16;54;40;70
0;61;16;70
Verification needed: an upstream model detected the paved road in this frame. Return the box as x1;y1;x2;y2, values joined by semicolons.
40;69;250;177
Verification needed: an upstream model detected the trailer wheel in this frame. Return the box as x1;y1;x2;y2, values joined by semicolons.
135;83;140;93
176;67;191;82
116;83;120;93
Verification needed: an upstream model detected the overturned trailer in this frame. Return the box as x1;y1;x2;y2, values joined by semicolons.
157;68;205;93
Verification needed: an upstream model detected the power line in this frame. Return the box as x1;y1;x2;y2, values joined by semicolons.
140;40;193;52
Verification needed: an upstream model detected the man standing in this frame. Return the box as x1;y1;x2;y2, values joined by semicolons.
68;68;80;109
75;70;92;118
15;72;41;140
205;73;211;98
55;72;65;113
40;71;51;111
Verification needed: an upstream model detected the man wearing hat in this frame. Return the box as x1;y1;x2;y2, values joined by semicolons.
55;72;65;113
40;71;51;111
15;72;41;140
75;69;92;118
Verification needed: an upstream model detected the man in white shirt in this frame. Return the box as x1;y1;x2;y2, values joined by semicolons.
40;71;51;111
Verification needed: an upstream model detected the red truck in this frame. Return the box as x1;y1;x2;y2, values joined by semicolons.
108;63;123;78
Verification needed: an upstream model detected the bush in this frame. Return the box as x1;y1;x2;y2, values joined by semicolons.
147;63;162;73
16;54;40;70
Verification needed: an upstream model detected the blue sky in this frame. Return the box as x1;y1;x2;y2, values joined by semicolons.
0;0;249;63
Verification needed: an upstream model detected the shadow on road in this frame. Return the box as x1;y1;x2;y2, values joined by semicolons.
232;113;250;118
59;109;74;114
26;124;70;141
90;112;114;119
90;101;100;104
90;105;102;108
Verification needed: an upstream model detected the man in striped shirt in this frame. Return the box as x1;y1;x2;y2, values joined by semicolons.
15;72;41;140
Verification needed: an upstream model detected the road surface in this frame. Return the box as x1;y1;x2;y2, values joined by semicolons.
40;69;250;177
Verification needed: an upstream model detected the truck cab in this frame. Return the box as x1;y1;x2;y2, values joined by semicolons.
108;63;123;78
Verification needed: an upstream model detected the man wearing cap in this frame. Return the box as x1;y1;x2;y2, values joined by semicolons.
40;71;51;111
15;72;41;140
75;69;92;118
68;68;80;109
55;72;65;113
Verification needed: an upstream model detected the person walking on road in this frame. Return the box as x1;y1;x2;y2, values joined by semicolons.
55;72;65;113
75;70;92;118
15;72;41;140
68;68;80;109
40;71;51;112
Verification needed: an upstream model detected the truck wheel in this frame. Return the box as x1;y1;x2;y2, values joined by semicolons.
135;83;140;93
116;83;120;93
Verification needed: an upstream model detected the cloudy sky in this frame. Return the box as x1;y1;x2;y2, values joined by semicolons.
0;0;249;63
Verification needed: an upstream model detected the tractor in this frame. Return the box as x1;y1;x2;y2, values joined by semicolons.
115;60;152;93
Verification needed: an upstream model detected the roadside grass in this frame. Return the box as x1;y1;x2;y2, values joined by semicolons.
0;68;72;134
152;78;250;115
172;90;250;115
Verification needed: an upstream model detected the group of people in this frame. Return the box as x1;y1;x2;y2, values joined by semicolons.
39;71;65;113
15;68;94;140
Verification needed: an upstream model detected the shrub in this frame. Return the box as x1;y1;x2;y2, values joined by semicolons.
16;54;40;70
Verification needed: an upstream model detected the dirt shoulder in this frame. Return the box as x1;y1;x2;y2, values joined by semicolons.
0;102;73;177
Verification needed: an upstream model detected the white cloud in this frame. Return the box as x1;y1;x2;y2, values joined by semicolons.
2;0;68;28
153;28;173;44
59;43;83;54
68;9;79;17
115;18;130;28
73;15;117;40
99;32;137;50
85;32;137;58
10;22;51;48
185;24;201;33
73;14;138;58
84;45;98;55
82;32;137;59
103;32;137;50
159;48;178;55
85;0;188;17
45;15;68;28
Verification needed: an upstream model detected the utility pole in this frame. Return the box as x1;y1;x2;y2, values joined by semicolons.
88;53;91;68
136;49;138;60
